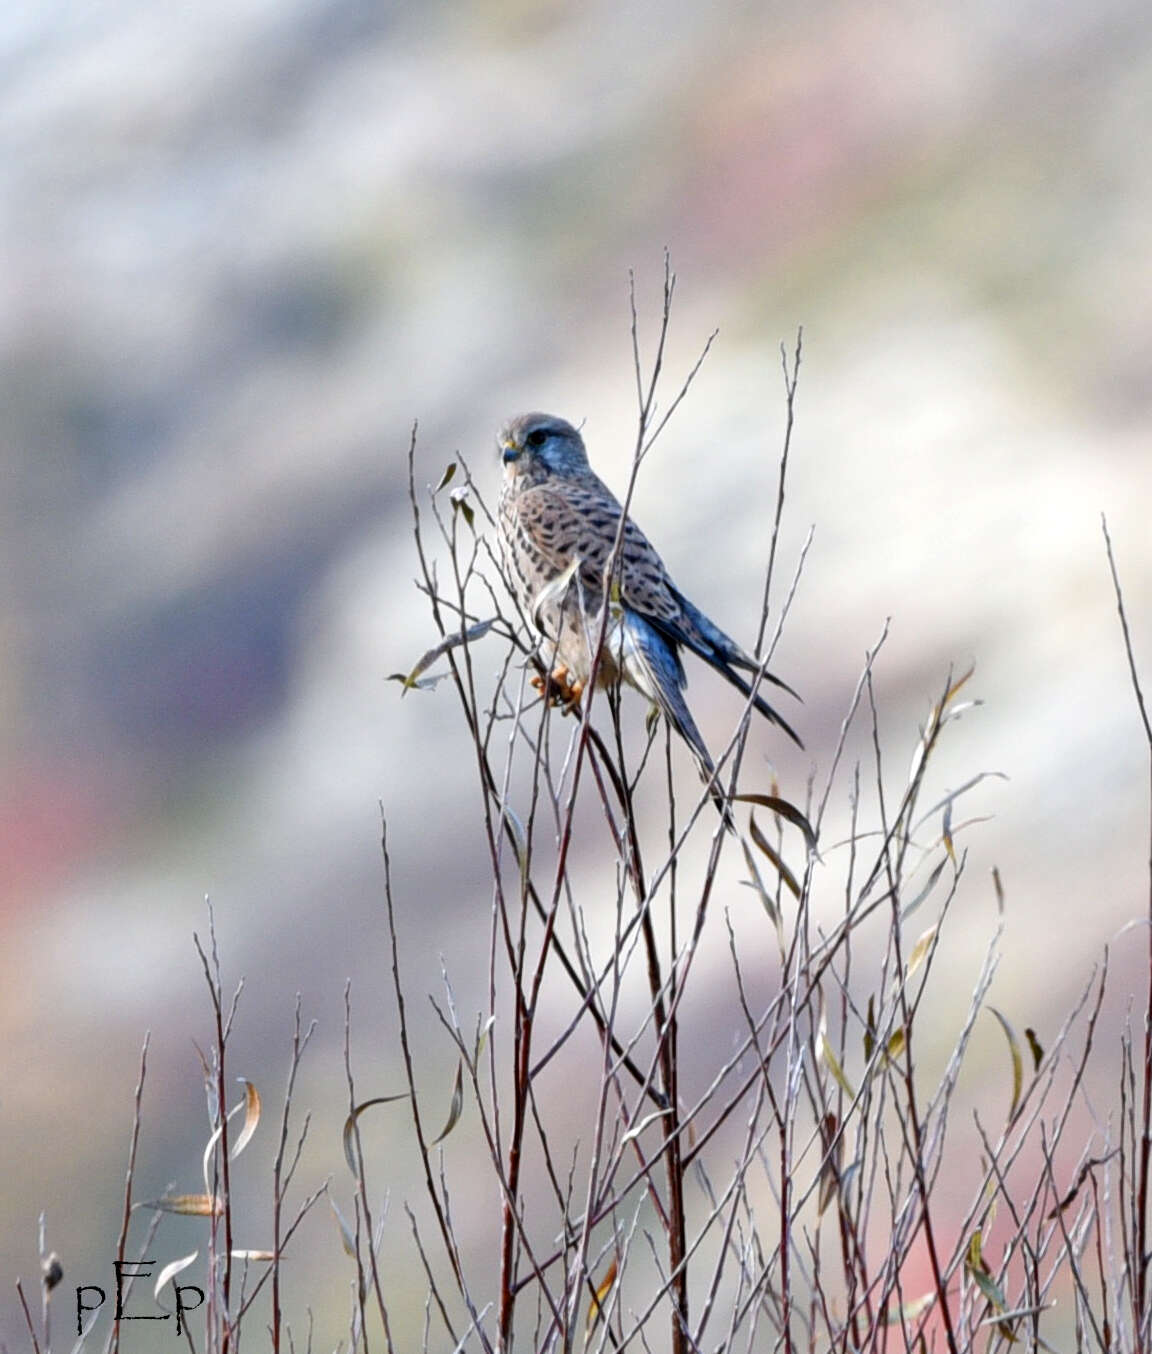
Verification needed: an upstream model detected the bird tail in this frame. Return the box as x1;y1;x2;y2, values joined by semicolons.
657;593;804;750
620;614;736;832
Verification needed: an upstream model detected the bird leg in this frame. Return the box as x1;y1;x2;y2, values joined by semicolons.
531;664;585;711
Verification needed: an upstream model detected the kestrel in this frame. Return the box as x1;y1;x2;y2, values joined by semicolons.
496;412;801;779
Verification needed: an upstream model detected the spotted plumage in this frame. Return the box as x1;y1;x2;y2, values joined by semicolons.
496;412;801;777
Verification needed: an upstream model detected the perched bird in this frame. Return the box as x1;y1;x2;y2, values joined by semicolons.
496;412;801;781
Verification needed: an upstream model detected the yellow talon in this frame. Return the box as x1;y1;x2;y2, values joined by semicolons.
531;664;584;711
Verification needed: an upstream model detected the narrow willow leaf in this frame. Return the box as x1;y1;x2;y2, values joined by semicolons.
740;839;781;930
914;772;1009;833
905;925;939;983
394;619;496;694
966;1218;1011;1344
900;856;947;920
144;1194;222;1216
342;1094;409;1177
1047;1151;1118;1218
154;1252;198;1300
967;1261;1009;1315
199;1086;254;1190
863;995;876;1062
908;669;978;785
942;665;976;710
989;1007;1024;1125
231;1249;275;1262
881;1292;935;1324
586;1257;618;1334
202;1122;224;1192
330;1198;358;1261
817;1114;841;1216
818;1030;856;1099
475;1013;496;1062
886;1027;906;1061
230;1079;261;1160
385;671;448;693
907;729;928;790
941;799;956;864
1025;1027;1044;1071
730;794;817;851
620;1108;672;1146
431;1061;464;1144
985;1193;1000;1233
435;462;457;493
748;814;802;900
449;486;474;527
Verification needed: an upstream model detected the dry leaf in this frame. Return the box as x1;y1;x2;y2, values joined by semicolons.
143;1194;222;1217
748;814;802;901
905;925;939;983
586;1257;618;1335
988;1006;1024;1125
391;619;495;695
730;793;817;851
230;1078;261;1160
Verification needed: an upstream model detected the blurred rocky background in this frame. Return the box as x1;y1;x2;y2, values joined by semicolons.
3;0;1152;1347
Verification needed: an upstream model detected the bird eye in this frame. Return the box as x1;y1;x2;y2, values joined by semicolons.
525;428;548;448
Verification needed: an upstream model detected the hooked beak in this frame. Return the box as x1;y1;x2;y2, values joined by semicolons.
501;441;521;464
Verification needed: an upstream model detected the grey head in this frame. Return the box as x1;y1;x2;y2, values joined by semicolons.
498;412;590;478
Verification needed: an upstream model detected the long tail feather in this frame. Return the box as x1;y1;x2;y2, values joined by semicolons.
651;596;804;749
621;615;736;831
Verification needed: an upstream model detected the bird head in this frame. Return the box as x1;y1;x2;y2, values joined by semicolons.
498;413;590;479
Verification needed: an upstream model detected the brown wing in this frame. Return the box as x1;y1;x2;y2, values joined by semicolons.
510;479;681;625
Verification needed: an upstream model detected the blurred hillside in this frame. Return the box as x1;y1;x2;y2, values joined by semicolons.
3;0;1152;1348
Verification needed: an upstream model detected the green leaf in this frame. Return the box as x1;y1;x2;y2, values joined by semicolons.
342;1094;410;1177
900;855;947;920
740;838;781;931
817;1023;856;1099
475;1013;496;1063
967;1262;1009;1315
988;1006;1024;1125
431;1061;464;1144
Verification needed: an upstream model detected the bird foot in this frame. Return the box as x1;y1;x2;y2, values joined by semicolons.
531;665;585;712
